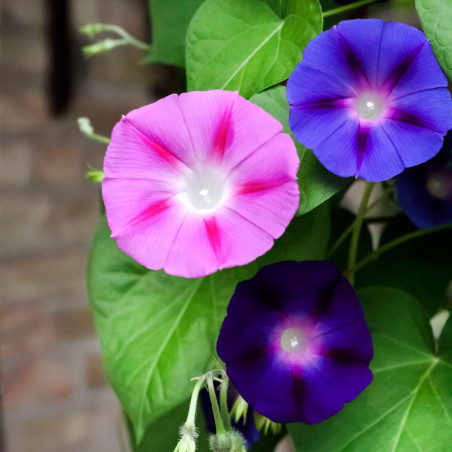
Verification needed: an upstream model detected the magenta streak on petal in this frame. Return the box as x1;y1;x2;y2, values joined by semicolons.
382;42;426;96
204;217;222;265
233;179;292;196
122;116;189;171
386;107;445;134
110;198;172;238
334;27;370;88
356;124;370;173
212;93;238;161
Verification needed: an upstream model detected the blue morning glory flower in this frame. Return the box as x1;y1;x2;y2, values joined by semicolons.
395;131;452;229
217;261;373;424
287;19;452;182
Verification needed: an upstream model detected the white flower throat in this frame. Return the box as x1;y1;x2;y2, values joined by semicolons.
355;93;385;120
281;328;306;353
185;167;226;210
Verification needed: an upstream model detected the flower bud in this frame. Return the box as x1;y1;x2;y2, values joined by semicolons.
209;431;246;452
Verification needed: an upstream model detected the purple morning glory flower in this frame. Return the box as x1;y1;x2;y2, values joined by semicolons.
395;131;452;229
217;261;373;424
287;19;452;182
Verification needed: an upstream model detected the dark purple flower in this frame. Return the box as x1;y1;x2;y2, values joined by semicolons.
287;19;452;182
395;131;452;229
217;261;373;424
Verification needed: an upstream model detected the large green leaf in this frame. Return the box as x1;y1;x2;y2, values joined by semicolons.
146;0;204;67
250;86;350;215
415;0;452;81
128;400;210;452
289;287;452;451
186;0;322;98
356;215;452;317
87;206;329;442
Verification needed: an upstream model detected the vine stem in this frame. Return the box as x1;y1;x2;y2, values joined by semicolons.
326;186;394;258
186;376;206;426
350;223;452;273
323;0;379;18
219;374;232;431
346;182;375;285
207;373;226;434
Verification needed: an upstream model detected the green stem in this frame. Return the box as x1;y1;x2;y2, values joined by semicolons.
101;24;151;50
326;222;354;259
326;185;393;259
89;132;111;144
207;373;226;434
347;182;375;285
323;0;379;17
352;223;452;273
219;374;232;431
186;376;206;426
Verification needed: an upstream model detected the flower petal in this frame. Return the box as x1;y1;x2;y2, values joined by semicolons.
179;90;283;169
297;24;359;91
312;116;361;178
336;19;384;87
103;178;188;271
214;207;275;269
299;356;372;423
354;124;405;182
225;133;300;239
378;22;447;96
163;212;220;278
289;102;354;150
104;114;187;180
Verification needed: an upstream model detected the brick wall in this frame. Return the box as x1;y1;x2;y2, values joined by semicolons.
0;1;176;451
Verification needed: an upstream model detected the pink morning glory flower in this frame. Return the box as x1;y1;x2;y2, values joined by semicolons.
217;261;373;424
102;90;300;278
287;19;452;182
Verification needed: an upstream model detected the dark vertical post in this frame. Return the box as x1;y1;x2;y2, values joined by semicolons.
46;0;73;115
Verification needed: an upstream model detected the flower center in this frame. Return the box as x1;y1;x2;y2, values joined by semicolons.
426;171;452;200
185;168;226;210
280;328;306;353
355;93;385;120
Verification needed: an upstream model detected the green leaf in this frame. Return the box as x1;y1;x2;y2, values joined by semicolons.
186;0;322;98
88;217;254;441
259;202;330;265
146;0;205;67
87;207;330;442
288;287;452;451
356;215;452;317
250;86;350;215
128;400;211;452
415;0;452;81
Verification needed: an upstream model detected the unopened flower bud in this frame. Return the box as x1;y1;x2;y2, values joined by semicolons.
174;423;198;452
79;23;105;38
82;38;123;57
209;431;246;452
